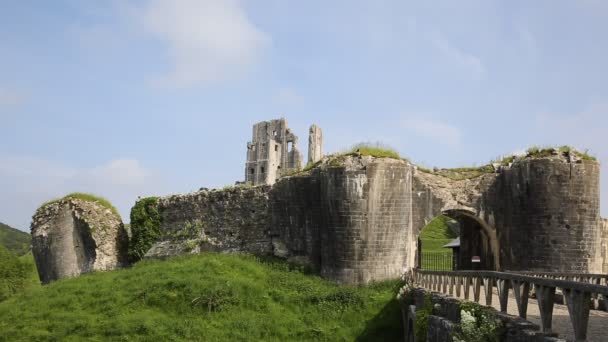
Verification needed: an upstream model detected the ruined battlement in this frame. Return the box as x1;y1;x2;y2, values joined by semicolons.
145;149;606;284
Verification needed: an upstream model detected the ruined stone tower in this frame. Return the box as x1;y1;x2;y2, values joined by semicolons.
245;118;303;185
308;124;323;164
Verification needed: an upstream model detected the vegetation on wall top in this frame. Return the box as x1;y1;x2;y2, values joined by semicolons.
128;197;161;262
347;142;402;159
39;192;121;218
416;145;597;181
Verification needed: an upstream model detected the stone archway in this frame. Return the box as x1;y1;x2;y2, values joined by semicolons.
443;209;500;270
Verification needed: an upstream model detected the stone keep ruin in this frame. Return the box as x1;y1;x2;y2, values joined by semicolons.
245;118;323;186
31;118;608;285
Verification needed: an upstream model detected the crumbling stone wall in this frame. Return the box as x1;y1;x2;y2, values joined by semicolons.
152;186;273;257
144;153;604;283
31;198;127;284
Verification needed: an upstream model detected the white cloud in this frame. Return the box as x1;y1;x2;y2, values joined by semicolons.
402;117;463;149
0;157;168;231
138;0;270;87
431;32;485;79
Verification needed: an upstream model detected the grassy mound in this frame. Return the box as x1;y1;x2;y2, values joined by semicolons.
0;253;402;341
40;193;121;218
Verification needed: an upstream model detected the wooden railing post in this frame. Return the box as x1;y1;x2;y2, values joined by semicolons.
455;276;462;298
563;288;591;341
473;277;482;303
483;277;493;306
512;280;530;319
535;284;556;333
497;278;509;313
464;276;471;300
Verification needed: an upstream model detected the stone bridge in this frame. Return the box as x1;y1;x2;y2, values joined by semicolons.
414;269;608;341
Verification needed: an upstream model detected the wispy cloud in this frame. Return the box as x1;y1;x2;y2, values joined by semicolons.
431;32;485;79
0;157;168;230
137;0;270;87
402;117;463;149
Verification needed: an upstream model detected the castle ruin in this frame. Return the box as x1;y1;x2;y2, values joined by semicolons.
244;118;323;185
31;117;608;286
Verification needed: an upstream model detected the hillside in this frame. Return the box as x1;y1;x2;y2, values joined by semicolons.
0;253;402;341
419;215;458;252
0;222;30;256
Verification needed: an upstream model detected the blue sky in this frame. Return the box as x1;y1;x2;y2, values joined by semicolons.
1;0;607;231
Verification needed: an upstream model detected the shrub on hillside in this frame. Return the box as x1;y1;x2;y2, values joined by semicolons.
0;245;29;301
128;197;161;262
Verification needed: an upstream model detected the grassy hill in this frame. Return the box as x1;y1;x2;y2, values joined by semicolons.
0;222;31;256
420;215;458;252
0;253;402;341
420;216;458;270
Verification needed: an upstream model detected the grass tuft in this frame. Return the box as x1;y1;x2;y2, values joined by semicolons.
347;142;401;159
40;193;120;218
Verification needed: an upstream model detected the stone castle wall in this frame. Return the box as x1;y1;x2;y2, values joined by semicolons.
145;154;605;284
156;186;273;256
483;158;603;273
318;159;411;283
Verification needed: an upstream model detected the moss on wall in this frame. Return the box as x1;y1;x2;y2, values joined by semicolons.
128;197;161;262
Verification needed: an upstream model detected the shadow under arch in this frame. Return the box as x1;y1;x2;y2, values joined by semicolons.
442;209;500;270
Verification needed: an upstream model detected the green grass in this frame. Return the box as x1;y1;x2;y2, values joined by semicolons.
0;253;403;341
526;145;597;161
419;216;456;271
40;193;121;218
0;222;30;256
348;142;401;159
18;252;40;290
419;216;457;242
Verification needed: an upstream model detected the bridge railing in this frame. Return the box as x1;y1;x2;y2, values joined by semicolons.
507;271;608;286
414;269;608;342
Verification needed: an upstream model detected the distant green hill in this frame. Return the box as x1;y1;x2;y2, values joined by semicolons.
0;222;31;256
0;253;401;341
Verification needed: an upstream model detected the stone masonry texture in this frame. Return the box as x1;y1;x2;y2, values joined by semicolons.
145;150;606;284
31;198;128;284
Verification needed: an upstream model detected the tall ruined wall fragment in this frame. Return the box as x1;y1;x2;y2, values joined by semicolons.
308;124;323;164
244;118;303;186
31;198;127;284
